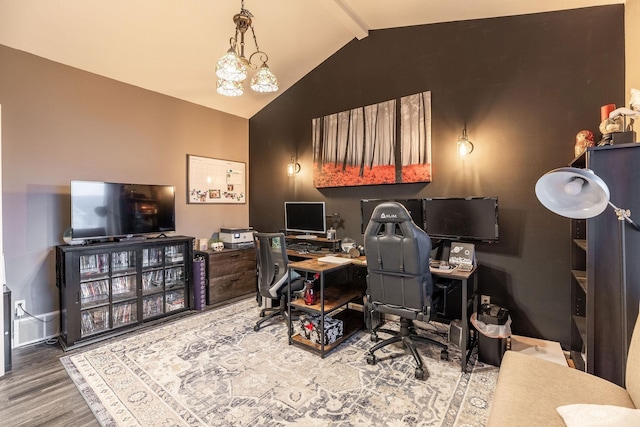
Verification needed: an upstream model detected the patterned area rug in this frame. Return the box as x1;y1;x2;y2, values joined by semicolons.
61;298;499;426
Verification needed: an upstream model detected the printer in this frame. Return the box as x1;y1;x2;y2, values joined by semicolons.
219;227;254;249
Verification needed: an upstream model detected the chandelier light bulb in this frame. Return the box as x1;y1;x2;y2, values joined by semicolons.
216;78;244;97
215;48;247;82
251;62;279;93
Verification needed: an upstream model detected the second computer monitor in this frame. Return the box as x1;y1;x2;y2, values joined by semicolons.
360;199;425;233
423;197;499;242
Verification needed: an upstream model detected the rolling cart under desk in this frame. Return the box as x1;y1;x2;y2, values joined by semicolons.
287;257;365;357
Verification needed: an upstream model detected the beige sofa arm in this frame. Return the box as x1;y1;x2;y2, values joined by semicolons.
487;351;635;427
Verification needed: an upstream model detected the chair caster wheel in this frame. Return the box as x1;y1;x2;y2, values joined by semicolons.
259;312;266;318
415;368;425;380
370;333;378;342
253;325;260;332
441;350;449;360
366;354;377;365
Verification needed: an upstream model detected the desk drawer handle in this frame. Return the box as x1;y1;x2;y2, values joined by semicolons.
229;254;240;258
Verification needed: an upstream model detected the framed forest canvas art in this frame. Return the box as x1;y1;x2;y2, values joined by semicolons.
312;91;432;188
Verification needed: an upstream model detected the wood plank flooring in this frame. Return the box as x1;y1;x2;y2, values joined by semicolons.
0;300;256;426
0;341;99;426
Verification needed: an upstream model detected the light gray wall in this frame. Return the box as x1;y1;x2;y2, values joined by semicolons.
0;44;249;344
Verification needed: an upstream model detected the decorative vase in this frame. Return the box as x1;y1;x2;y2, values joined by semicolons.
303;279;317;305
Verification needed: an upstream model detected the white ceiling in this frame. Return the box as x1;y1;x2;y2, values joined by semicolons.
0;0;624;119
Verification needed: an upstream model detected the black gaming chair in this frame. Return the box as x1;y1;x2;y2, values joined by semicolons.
364;201;448;380
253;232;305;331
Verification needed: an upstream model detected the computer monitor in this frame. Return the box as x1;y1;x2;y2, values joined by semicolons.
423;197;499;242
284;201;327;237
360;199;425;233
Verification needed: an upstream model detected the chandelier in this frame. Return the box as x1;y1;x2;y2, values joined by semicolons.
215;0;278;97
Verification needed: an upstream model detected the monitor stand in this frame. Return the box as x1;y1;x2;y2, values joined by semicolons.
295;234;318;240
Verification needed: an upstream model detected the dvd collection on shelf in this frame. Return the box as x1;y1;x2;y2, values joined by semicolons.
165;266;184;289
165;245;184;264
77;243;188;333
143;294;164;318
142;270;163;293
80;279;109;306
142;247;163;268
81;307;109;336
113;301;136;327
166;289;185;312
112;275;136;299
112;250;136;273
80;253;109;277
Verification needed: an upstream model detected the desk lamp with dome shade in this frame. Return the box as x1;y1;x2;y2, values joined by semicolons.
535;167;640;385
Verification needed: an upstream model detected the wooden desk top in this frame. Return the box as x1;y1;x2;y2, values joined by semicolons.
289;256;358;273
430;266;476;280
289;255;474;278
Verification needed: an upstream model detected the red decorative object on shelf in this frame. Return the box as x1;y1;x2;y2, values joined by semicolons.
303;274;320;305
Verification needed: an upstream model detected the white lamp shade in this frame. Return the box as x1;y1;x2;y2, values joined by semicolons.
535;167;610;219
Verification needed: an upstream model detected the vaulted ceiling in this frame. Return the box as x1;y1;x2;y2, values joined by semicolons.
0;0;624;118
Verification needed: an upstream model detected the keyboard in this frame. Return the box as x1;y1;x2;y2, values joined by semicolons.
287;242;321;252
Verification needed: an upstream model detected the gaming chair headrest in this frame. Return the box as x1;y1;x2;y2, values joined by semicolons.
369;201;413;225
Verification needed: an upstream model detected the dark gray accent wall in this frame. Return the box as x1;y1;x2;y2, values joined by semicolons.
249;6;625;346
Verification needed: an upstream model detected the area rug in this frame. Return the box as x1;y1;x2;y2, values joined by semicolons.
61;298;499;426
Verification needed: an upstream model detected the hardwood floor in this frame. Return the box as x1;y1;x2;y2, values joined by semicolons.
0;301;254;426
0;341;99;426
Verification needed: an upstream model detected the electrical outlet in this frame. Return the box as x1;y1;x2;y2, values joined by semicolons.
15;300;26;316
480;295;491;306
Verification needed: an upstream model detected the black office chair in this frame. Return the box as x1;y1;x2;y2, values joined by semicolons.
253;232;305;332
363;202;448;380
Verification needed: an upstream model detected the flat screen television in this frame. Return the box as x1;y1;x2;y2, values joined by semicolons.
71;180;176;240
284;201;326;237
423;197;499;242
360;199;425;233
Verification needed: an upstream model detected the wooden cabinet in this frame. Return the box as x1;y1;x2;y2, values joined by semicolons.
56;236;194;349
570;144;640;386
195;248;256;306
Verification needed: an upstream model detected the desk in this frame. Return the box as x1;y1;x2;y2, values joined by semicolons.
287;253;478;371
286;249;338;260
287;257;365;357
430;266;478;372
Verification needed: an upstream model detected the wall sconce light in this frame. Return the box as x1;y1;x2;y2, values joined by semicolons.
457;127;474;158
287;156;301;176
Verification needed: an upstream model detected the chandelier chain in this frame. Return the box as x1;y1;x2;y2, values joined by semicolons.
215;0;278;96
